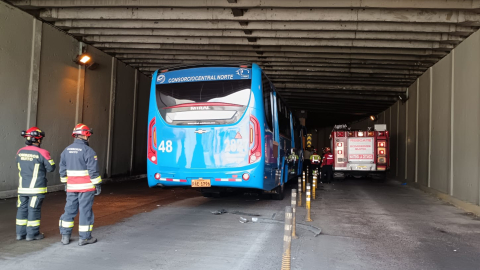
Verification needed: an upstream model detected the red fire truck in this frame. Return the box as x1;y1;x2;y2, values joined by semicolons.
329;124;390;180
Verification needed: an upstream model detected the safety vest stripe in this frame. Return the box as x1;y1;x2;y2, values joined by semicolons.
78;225;93;232
90;176;102;185
16;219;28;226
67;183;95;190
49;159;55;165
27;220;40;227
67;170;89;176
29;164;40;188
59;220;74;228
60;177;68;183
30;196;37;208
17;196;21;207
18;163;22;188
18;187;47;194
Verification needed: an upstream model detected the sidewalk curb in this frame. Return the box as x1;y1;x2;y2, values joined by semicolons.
408;181;480;217
0;174;147;199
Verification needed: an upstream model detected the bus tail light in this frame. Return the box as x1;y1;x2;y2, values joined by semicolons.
378;157;387;164
348;131;354;137
154;173;161;180
242;173;250;181
249;115;261;164
367;131;375;137
357;131;364;137
148;118;158;164
336;131;345;137
378;141;386;148
377;131;385;136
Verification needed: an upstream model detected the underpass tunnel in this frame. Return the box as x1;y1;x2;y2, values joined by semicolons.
3;1;480;269
1;0;480;228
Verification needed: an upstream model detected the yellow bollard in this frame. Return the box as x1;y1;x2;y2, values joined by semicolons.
291;189;297;239
302;171;306;193
313;175;316;200
281;206;293;270
297;177;302;207
306;184;312;222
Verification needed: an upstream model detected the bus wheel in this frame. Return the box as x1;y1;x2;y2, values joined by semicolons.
271;183;284;200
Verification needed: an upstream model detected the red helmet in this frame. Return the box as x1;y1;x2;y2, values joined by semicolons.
22;127;45;139
72;123;93;138
325;147;331;152
22;127;45;143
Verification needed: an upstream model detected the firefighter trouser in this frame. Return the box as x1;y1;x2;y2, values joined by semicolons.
59;191;95;240
323;165;333;182
16;195;45;237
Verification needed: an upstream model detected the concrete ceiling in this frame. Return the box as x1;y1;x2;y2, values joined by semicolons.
10;0;480;126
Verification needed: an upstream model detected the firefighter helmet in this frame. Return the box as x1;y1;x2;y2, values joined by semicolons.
72;123;93;138
325;147;331;152
21;127;45;143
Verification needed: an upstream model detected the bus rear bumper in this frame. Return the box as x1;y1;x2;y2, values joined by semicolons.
147;167;265;189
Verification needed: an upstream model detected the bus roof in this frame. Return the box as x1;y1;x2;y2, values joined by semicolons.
156;62;252;73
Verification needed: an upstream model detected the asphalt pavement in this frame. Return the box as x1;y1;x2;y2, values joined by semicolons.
1;178;479;270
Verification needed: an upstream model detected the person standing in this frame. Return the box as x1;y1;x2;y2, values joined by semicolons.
309;148;321;175
16;127;56;241
59;124;102;246
321;147;334;183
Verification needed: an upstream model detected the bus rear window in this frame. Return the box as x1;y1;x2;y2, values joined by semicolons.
156;79;251;125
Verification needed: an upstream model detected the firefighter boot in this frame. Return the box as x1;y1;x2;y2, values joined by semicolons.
26;233;44;241
61;234;71;245
78;237;97;246
16;234;26;241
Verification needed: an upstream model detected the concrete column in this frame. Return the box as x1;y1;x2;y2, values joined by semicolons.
26;19;42;128
428;67;433;188
449;50;455;196
405;95;409;180
75;42;85;124
106;58;117;177
396;101;399;177
415;80;419;183
130;69;139;175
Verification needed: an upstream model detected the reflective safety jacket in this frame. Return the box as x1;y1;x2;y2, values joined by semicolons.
288;154;299;162
16;145;56;195
60;139;102;192
322;152;334;166
310;154;321;164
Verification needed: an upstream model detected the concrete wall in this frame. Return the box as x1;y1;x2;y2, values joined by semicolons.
0;3;150;196
406;83;417;182
36;23;80;186
0;2;34;191
132;74;151;174
83;45;114;177
111;61;136;176
386;29;480;211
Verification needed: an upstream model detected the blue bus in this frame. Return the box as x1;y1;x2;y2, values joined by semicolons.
147;63;304;199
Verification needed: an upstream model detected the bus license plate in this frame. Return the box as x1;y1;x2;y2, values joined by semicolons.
357;166;367;170
192;179;211;187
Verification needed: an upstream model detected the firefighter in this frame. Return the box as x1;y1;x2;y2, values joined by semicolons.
16;127;56;241
321;147;334;183
309;148;321;175
59;124;102;246
303;147;312;173
288;148;299;174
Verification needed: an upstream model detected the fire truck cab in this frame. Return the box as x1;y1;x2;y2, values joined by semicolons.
330;124;390;180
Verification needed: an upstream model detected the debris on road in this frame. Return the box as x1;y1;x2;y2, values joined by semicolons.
230;210;261;217
211;209;228;215
252;217;322;236
239;217;249;223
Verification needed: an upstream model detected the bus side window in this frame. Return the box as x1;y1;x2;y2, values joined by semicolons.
262;73;273;132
